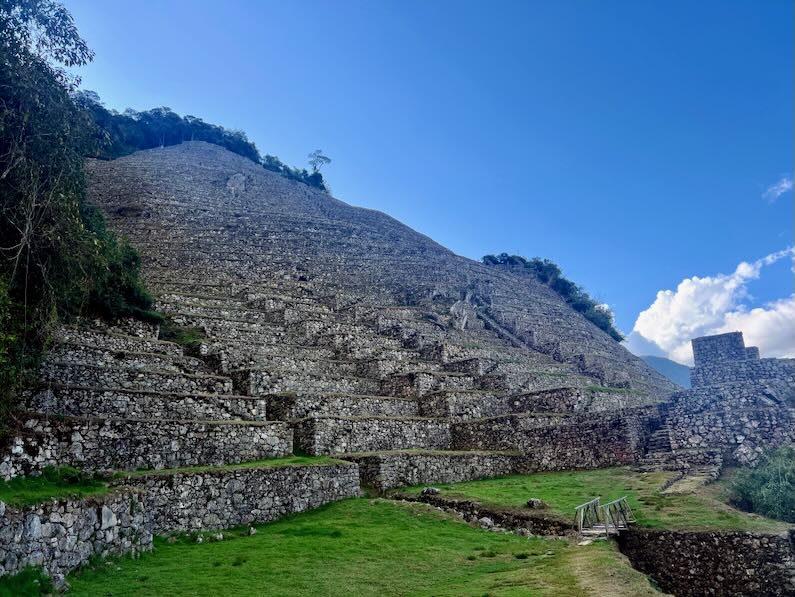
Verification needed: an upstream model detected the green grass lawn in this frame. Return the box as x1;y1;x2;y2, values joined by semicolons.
406;467;791;532
65;499;659;597
0;466;109;508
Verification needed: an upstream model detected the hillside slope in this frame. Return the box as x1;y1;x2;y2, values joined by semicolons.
86;141;675;400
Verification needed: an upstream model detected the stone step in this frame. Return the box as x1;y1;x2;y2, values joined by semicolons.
175;315;286;344
418;390;508;420
293;416;451;455
46;343;208;374
39;361;234;394
2;415;292;478
451;410;649;471
267;392;418;420
232;369;382;397
318;333;403;356
23;385;267;421
341;449;520;491
248;355;360;377
382;371;479;397
115;458;360;533
54;326;183;357
156;302;281;325
356;357;442;379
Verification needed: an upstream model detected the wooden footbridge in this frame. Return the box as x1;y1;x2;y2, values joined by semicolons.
575;496;636;537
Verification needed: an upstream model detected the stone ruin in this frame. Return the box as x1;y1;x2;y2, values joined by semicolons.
639;331;794;474
0;142;791;585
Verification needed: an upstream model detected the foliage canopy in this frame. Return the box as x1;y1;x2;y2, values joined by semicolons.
482;253;624;341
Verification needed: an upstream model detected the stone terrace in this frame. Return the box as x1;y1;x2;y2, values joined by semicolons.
0;142;688;581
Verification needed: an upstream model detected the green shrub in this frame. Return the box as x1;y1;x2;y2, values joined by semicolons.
158;320;207;349
0;566;54;597
482;253;624;341
730;447;794;523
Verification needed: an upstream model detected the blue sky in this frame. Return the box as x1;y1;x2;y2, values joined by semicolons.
65;0;794;362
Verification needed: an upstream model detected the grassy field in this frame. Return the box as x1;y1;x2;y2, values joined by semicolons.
65;499;660;597
0;467;109;508
407;467;791;532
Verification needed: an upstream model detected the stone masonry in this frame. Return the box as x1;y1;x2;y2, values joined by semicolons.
642;332;794;468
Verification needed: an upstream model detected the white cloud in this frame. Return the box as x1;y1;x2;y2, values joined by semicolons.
717;296;795;359
763;176;793;202
625;248;795;364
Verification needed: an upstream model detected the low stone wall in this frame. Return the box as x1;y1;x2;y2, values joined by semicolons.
382;372;476;398
267;392;417;420
618;529;795;597
293;416;451;455
23;386;267;421
233;369;380;397
691;357;795;388
54;326;181;356
452;410;654;471
46;344;206;373
344;450;516;491
510;387;649;413
120;463;360;532
418;391;507;420
402;492;573;536
1;416;291;479
40;362;233;394
0;463;361;586
667;381;795;466
0;490;152;588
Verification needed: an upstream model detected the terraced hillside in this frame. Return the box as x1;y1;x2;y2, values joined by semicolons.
78;141;678;478
0;141;683;583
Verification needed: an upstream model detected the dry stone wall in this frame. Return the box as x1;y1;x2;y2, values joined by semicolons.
122;463;360;532
293;417;451;455
0;463;359;587
657;332;795;467
23;386;266;421
0;490;152;588
1;417;291;479
452;409;656;471
344;451;516;491
618;528;795;597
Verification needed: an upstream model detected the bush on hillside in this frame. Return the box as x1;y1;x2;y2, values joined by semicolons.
730;446;794;523
0;0;155;437
76;92;328;191
482;253;624;341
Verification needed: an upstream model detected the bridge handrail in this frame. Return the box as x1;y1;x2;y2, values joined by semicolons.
574;497;602;533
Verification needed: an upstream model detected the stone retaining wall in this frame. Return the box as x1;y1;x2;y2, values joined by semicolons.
46;344;206;373
23;386;267;421
0;417;291;479
40;362;232;394
691;358;795;389
267;392;417;420
54;327;181;356
666;381;795;466
618;529;795;597
0;490;152;588
0;463;360;586
452;410;655;471
403;492;573;536
418;391;506;420
293;417;451;455
122;463;360;532
235;369;380;396
345;451;516;491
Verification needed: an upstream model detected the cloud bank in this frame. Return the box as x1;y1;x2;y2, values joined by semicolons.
624;248;795;364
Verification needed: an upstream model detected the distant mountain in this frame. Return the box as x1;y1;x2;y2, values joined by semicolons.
641;356;691;388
